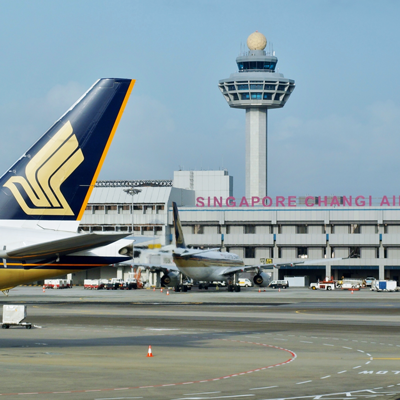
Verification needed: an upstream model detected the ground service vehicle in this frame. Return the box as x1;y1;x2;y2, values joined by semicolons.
310;281;335;290
238;278;253;287
371;280;398;292
269;280;289;289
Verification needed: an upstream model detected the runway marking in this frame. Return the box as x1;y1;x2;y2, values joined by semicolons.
184;392;221;395
0;338;296;397
320;375;331;379
300;341;313;343
249;386;278;390
172;395;254;399
338;370;347;374
296;380;312;385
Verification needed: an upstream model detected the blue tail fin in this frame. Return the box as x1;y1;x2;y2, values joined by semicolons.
0;78;134;221
172;202;186;249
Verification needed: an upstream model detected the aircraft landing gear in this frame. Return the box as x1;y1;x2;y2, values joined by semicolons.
227;273;241;293
174;284;189;292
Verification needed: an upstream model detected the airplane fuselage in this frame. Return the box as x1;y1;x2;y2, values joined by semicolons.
173;251;244;282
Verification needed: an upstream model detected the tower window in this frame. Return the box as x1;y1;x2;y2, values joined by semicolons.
263;93;272;100
240;93;250;100
250;84;263;90
277;85;287;91
237;84;249;90
251;93;262;100
227;85;235;91
264;84;275;90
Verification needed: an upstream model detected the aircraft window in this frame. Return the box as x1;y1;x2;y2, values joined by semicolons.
251;93;262;99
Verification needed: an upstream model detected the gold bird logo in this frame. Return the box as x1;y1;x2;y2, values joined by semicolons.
4;121;84;215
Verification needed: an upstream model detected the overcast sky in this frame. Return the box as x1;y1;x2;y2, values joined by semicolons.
0;0;399;198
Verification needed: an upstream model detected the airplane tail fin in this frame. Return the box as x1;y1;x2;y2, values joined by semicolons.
172;202;186;249
0;78;135;225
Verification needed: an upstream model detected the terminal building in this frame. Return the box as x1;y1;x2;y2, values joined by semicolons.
78;172;400;286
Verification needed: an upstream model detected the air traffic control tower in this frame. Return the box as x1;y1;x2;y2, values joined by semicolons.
219;31;295;199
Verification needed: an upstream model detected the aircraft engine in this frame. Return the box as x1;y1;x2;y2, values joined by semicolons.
253;271;272;287
161;271;180;287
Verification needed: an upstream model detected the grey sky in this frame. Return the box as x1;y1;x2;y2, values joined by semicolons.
0;0;399;198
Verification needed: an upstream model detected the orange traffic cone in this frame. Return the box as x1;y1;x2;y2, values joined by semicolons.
167;290;169;295
147;345;153;357
160;288;163;293
258;288;261;293
351;289;354;294
278;288;281;292
153;287;155;291
42;285;45;293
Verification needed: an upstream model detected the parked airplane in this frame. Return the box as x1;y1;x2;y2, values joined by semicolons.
0;78;135;293
127;202;344;292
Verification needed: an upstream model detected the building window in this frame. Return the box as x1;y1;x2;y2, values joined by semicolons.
349;247;361;258
244;225;256;234
250;84;263;90
277;85;286;91
384;247;388;258
264;84;275;90
263;93;272;100
85;205;92;211
93;205;104;211
193;225;204;234
278;247;282;258
240;93;250;100
226;226;231;234
296;225;308;234
350;224;360;234
244;247;255;258
237;84;249;90
297;247;308;258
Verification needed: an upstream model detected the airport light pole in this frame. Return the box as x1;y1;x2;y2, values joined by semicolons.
123;188;142;234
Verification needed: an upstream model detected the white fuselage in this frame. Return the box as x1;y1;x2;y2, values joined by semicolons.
173;250;244;282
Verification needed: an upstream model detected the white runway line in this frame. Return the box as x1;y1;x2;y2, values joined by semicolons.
249;386;278;390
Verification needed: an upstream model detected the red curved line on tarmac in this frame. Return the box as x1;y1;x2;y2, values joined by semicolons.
0;339;297;396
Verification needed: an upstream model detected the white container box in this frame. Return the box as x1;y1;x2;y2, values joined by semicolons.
2;305;27;324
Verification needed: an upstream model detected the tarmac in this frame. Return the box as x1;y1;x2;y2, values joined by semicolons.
0;286;399;400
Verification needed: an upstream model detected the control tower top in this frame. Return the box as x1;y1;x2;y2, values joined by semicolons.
218;31;295;109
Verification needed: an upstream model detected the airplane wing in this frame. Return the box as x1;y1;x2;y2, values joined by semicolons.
248;257;344;270
0;233;130;263
115;260;179;274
